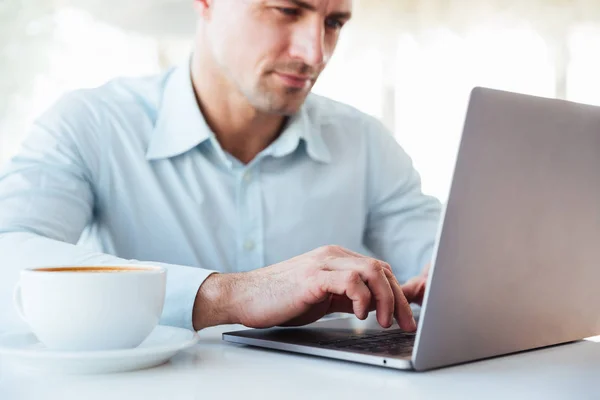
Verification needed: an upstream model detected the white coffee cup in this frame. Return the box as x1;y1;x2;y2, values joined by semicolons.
14;266;166;351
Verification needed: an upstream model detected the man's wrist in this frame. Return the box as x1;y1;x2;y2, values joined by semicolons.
192;272;240;330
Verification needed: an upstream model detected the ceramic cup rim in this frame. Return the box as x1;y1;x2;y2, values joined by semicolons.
21;265;166;276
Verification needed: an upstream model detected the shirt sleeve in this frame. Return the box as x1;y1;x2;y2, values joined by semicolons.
363;118;442;283
0;93;215;330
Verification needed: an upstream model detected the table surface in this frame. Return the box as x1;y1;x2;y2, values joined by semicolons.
2;319;600;400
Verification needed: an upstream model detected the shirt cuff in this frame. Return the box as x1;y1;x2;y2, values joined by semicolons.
145;262;217;331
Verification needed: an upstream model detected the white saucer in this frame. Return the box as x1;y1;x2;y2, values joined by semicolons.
0;325;199;375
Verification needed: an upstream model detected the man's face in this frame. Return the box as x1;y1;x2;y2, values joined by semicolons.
198;0;352;115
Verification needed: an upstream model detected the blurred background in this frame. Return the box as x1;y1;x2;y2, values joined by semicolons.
1;0;600;201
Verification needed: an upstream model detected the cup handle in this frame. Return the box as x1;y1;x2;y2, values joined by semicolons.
13;282;27;321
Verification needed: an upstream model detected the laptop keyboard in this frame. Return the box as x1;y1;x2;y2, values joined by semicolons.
315;330;416;357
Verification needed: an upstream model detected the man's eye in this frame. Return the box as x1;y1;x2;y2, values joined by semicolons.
277;7;301;17
325;18;344;30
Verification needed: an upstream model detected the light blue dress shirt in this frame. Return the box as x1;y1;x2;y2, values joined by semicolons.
0;62;441;330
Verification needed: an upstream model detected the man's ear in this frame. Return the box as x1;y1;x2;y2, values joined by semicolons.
193;0;213;19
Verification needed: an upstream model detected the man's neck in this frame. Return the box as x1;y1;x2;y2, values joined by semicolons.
190;54;286;165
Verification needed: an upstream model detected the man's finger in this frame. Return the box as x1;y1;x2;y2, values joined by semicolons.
384;269;417;331
325;258;395;328
402;276;426;305
401;277;420;300
318;270;372;320
336;247;394;273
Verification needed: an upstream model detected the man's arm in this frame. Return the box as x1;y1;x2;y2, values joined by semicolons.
0;93;421;332
0;93;216;330
363;118;442;292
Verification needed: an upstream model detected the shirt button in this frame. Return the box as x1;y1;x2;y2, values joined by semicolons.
243;171;253;183
243;239;256;251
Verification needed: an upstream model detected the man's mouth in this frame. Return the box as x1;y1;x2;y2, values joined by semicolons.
274;72;313;89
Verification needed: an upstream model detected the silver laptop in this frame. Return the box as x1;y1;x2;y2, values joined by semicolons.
223;87;600;371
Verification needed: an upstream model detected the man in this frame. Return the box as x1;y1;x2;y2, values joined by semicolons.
0;0;440;332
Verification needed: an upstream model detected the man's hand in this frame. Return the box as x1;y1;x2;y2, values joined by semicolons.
192;245;417;332
401;264;430;306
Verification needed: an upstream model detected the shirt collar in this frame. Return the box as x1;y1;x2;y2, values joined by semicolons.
146;61;212;161
265;104;331;164
146;61;331;164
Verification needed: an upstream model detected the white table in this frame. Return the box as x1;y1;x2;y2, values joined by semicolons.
2;322;600;400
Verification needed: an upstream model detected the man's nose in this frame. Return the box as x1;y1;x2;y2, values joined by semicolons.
289;21;326;68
